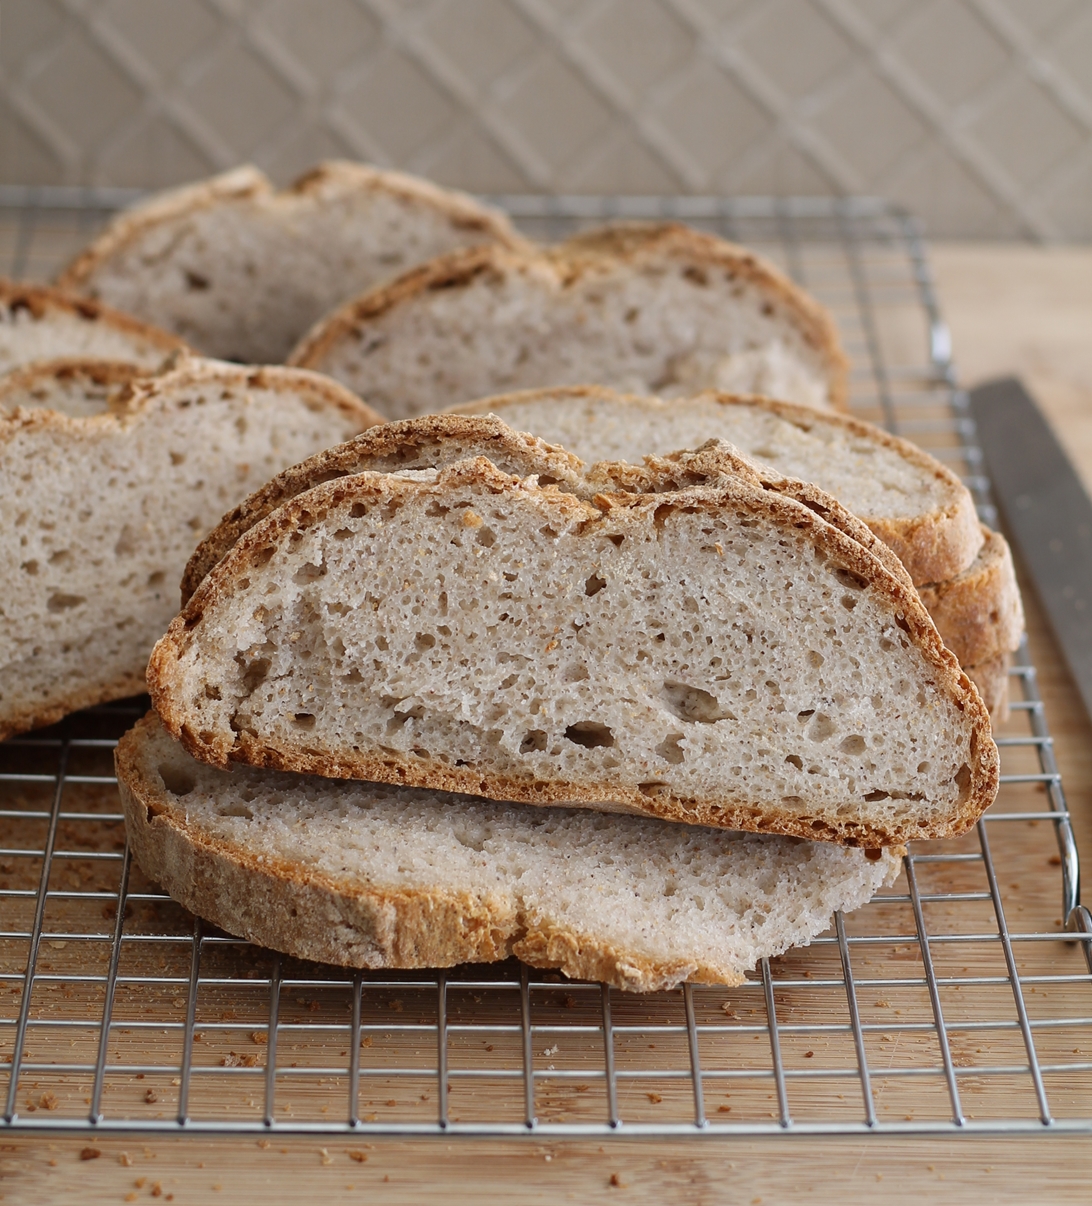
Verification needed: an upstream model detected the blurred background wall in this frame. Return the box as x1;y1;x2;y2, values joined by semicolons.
1;0;1091;240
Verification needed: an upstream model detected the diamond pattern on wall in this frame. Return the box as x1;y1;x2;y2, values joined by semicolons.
0;0;1090;237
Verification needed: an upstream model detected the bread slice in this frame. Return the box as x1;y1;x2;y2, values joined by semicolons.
178;414;913;607
149;446;998;848
287;223;849;416
57;163;525;365
448;386;981;585
0;280;187;375
117;713;902;992
0;358;380;740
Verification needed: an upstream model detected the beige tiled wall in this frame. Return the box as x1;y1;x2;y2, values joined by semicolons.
2;0;1091;239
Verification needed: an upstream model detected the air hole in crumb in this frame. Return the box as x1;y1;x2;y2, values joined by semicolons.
864;790;890;802
807;650;824;668
564;722;614;749
954;763;972;799
662;682;733;723
839;735;867;755
585;574;606;597
294;562;326;584
47;592;84;612
833;567;868;590
655;733;685;764
158;765;196;796
147;571;165;587
350;503;367;519
332;528;354;540
292;713;316;729
219;803;253;819
607;534;625;547
841;595;857;610
476;526;496;547
415;632;436;651
204;684;222;701
785;754;803;770
169;451;185;465
917;761;931;773
807;713;836;741
520;730;548;753
639;781;670;797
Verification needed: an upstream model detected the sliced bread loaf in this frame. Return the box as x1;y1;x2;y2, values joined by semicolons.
0;358;144;417
58;163;525;364
448;386;981;585
0;358;380;740
117;713;902;992
0;280;187;374
150;449;998;848
287;223;849;415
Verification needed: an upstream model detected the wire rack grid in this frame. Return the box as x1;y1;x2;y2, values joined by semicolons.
0;190;1090;1138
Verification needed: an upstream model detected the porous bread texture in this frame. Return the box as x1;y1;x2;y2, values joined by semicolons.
58;162;524;364
0;357;380;740
180;413;587;604
150;457;999;848
449;385;982;585
917;527;1023;668
0;280;187;374
0;358;144;418
180;415;912;608
117;713;902;992
287;223;848;416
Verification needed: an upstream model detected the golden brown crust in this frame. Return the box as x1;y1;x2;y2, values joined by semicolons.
0;278;190;357
451;384;984;585
150;461;999;848
115;712;739;991
178;413;587;604
58;163;524;296
917;527;1024;667
287;225;850;411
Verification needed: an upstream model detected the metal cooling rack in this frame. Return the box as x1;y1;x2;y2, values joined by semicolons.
1;190;1091;1137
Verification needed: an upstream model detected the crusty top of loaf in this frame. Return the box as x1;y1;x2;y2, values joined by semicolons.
448;384;984;585
151;454;999;848
287;222;849;414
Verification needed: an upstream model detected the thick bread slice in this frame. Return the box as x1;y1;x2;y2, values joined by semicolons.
449;386;982;585
58;163;524;364
149;455;998;847
117;713;902;992
288;223;849;415
0;280;187;374
917;527;1024;668
0;358;380;740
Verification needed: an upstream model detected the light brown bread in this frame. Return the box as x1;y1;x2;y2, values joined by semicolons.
0;357;380;740
288;224;849;416
964;652;1009;720
150;446;998;848
117;712;902;993
0;279;187;374
58;162;524;364
916;527;1023;668
447;386;982;586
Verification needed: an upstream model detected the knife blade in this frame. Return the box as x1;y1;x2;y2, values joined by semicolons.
968;376;1092;724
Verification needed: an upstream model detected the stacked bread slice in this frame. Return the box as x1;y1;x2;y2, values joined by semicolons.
446;387;1024;714
287;223;849;414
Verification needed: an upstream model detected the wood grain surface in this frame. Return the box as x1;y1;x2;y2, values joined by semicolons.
3;244;1092;1204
